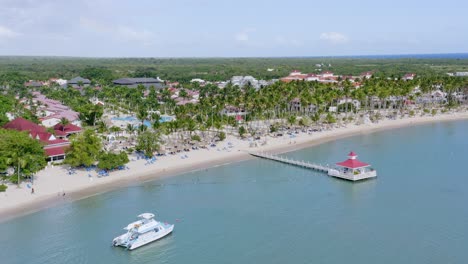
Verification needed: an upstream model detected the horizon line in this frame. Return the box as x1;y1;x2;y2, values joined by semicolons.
0;52;468;60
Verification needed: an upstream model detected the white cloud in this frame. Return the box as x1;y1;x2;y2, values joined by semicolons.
0;25;21;39
235;28;256;43
320;32;348;44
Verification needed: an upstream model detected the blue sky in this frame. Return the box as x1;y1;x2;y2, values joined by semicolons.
0;0;466;57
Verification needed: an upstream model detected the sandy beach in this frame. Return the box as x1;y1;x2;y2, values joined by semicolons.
2;111;468;222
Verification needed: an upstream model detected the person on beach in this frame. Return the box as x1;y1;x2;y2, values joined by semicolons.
31;188;34;194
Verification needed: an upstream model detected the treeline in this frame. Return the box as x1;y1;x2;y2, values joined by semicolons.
1;56;468;85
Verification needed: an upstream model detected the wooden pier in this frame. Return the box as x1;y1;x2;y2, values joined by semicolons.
248;151;377;181
249;151;330;173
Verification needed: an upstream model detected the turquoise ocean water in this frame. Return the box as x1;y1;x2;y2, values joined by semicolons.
1;120;468;264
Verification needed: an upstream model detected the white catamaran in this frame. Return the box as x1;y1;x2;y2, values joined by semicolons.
112;213;174;250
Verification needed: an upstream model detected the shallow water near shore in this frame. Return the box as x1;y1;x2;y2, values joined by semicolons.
2;120;468;264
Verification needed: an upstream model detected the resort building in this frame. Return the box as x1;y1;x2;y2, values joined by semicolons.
281;71;308;83
53;123;82;138
165;88;200;106
220;105;248;117
322;71;334;78
337;98;361;110
455;72;468;77
360;71;374;79
3;117;76;161
281;70;351;84
402;73;416;81
49;78;68;86
289;70;303;76
67;76;91;88
230;76;268;90
289;98;316;113
24;81;44;88
113;78;164;89
190;78;207;86
305;74;320;82
29;91;81;127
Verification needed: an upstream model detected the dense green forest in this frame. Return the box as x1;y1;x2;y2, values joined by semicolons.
1;56;468;84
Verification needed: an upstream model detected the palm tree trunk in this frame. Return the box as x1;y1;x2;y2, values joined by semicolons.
17;162;20;188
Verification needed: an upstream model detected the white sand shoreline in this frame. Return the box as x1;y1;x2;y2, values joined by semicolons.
2;112;468;222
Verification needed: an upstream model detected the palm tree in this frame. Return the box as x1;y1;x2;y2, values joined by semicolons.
8;151;30;188
137;107;148;127
59;117;70;133
287;115;297;127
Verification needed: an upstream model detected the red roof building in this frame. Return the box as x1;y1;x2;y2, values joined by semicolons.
44;147;66;158
3;117;46;133
336;151;370;169
329;151;377;181
3;117;72;161
280;75;308;83
53;123;82;137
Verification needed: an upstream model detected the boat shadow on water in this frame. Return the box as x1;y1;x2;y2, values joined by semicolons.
125;232;175;259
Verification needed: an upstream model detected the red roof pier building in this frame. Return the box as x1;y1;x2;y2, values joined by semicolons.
327;151;377;181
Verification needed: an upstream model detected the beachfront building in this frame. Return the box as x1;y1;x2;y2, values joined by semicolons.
328;151;377;181
289;98;316;113
337;98;361;110
220;105;248;117
67;77;91;89
3;118;74;161
113;78;164;89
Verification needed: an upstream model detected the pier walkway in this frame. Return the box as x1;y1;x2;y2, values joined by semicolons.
248;151;377;181
249;151;330;173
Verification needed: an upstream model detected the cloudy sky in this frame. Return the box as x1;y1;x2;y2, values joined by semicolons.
0;0;466;57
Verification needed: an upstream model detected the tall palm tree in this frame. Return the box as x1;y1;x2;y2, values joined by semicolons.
8;152;29;187
137;107;148;127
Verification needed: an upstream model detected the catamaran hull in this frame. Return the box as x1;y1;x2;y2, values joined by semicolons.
128;226;174;250
113;225;174;250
